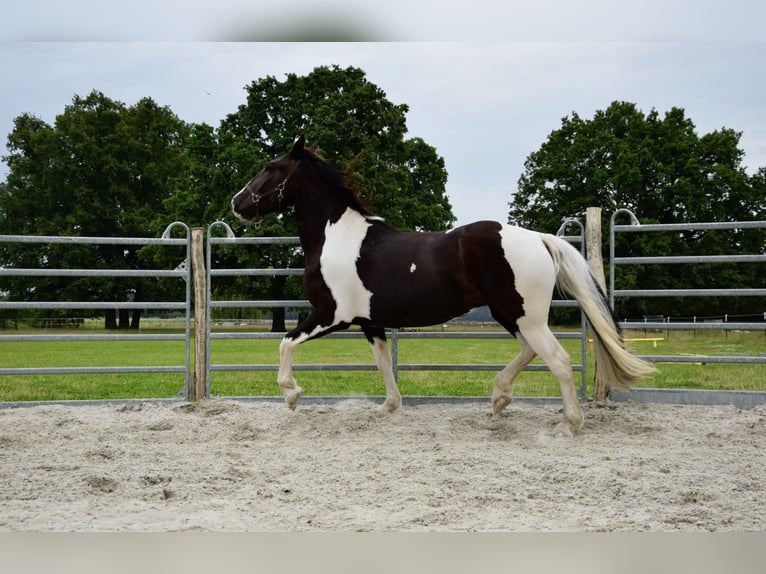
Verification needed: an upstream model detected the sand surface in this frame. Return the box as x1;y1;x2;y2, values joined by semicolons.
0;398;764;531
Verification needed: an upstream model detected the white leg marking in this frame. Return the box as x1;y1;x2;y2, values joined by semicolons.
278;336;304;410
370;336;401;413
276;324;327;410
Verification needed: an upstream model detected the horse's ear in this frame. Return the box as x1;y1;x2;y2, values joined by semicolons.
289;135;306;158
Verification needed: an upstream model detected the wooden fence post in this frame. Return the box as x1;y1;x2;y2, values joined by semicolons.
585;207;607;292
190;227;208;401
585;207;610;401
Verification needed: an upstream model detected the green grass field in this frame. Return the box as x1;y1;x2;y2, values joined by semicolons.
1;322;764;402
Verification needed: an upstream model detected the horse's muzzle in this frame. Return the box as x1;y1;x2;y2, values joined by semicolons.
231;186;250;221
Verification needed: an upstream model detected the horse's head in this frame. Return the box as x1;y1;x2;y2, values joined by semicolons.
231;135;308;224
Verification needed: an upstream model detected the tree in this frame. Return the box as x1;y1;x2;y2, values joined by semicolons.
1;91;189;329
2;69;454;332
216;65;454;231
160;122;234;229
164;65;454;330
510;101;765;320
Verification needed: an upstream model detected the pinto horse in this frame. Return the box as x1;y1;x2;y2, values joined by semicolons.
231;136;655;435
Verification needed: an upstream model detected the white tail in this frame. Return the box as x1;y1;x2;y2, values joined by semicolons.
540;234;657;390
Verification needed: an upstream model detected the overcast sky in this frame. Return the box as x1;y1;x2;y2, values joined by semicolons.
1;2;765;228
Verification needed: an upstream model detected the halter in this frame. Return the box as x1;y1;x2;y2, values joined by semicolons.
248;177;288;230
249;178;286;207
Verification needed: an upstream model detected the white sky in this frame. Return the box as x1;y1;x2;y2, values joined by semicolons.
1;2;765;228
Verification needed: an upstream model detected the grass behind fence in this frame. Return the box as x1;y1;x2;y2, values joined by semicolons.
0;325;764;402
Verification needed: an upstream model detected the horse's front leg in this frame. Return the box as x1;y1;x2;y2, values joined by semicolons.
277;335;304;410
362;325;401;413
277;313;336;410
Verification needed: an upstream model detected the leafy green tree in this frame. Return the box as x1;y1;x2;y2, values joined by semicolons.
216;64;454;230
1;91;189;329
510;101;765;320
160;122;235;229
2;69;454;332
165;65;454;330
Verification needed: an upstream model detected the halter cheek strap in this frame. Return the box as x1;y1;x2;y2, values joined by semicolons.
276;180;295;215
249;177;289;230
275;179;286;204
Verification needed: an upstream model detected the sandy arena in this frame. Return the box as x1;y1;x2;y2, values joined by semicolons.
0;398;764;531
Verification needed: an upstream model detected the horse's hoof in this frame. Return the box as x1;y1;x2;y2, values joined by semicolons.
553;420;577;438
378;398;401;414
285;387;303;410
492;396;512;415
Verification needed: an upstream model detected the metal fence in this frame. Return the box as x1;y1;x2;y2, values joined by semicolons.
204;220;589;399
609;209;766;368
0;222;193;397
4;210;763;406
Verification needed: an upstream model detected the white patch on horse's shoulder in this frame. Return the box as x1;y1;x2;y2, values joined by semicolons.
321;208;374;323
410;263;417;273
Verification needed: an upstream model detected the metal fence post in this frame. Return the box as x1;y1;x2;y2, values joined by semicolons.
161;221;193;399
557;217;588;401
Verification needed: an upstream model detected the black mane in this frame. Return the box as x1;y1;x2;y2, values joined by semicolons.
304;148;375;218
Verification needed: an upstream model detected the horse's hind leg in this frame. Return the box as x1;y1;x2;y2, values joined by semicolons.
362;325;401;413
492;332;536;415
518;319;584;436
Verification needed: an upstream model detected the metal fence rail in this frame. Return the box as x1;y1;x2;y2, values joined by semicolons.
609;209;766;368
0;222;193;395
205;220;589;399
